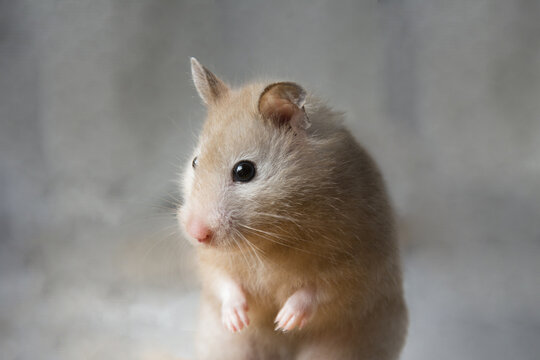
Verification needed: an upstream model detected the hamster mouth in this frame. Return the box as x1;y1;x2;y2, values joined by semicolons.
198;236;211;244
197;233;214;245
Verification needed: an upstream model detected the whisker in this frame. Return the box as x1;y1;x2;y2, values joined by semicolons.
238;224;318;256
233;228;266;268
250;211;302;226
230;231;255;272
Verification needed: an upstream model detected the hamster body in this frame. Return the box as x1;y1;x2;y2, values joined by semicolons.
178;58;407;360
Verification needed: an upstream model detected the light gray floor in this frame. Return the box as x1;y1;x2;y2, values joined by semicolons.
1;1;539;359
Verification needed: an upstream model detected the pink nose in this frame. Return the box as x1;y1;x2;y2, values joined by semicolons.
186;218;213;243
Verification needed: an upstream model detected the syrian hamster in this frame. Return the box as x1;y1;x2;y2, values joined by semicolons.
177;58;407;360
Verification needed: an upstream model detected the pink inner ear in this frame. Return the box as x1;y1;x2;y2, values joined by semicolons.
260;96;300;127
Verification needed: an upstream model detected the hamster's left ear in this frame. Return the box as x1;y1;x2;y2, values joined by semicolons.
258;82;311;133
190;57;230;105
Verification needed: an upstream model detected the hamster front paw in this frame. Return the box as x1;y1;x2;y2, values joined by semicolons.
274;288;316;332
221;294;250;332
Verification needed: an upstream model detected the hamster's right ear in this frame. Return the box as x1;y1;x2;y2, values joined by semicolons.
190;57;230;105
258;82;310;132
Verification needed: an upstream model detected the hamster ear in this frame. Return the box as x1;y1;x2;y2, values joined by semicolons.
258;82;311;132
190;57;230;105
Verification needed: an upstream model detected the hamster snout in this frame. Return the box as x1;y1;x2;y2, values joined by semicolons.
179;205;216;245
185;216;213;243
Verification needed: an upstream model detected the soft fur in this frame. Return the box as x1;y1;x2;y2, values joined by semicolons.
178;58;407;360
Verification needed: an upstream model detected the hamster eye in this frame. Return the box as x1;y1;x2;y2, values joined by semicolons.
192;156;198;169
232;161;256;182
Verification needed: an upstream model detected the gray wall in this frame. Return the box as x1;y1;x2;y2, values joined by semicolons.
1;1;539;359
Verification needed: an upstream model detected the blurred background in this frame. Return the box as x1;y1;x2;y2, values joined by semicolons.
1;0;539;359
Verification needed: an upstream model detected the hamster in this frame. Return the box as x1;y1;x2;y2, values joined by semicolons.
177;58;408;360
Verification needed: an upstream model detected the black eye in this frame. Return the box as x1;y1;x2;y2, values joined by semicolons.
232;161;256;182
192;156;198;168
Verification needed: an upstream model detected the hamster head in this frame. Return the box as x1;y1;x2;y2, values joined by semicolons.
179;58;333;250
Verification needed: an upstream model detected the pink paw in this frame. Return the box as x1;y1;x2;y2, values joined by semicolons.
274;288;315;332
221;297;250;333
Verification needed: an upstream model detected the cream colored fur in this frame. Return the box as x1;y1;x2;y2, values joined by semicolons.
178;59;407;360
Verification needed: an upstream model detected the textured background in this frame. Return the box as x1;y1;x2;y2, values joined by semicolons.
1;1;539;359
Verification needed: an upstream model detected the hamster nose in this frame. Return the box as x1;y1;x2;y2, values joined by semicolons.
186;218;213;243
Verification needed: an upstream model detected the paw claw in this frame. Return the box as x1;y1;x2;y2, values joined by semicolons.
222;300;250;333
274;289;315;332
